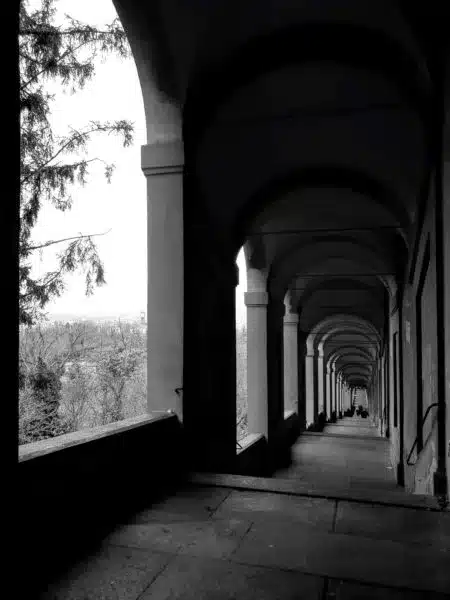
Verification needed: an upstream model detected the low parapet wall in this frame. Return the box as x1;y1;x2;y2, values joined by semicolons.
236;433;269;476
18;413;184;592
235;411;301;477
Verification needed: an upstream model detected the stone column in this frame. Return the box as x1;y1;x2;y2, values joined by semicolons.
267;299;286;452
368;382;373;415
337;373;342;416
245;291;269;436
381;355;386;435
373;363;380;426
283;312;299;414
297;332;307;427
443;128;450;500
331;365;337;416
142;141;184;418
317;349;325;415
326;366;331;419
379;361;383;432
305;350;315;427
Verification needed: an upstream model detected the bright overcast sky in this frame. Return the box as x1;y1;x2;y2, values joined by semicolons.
28;0;247;325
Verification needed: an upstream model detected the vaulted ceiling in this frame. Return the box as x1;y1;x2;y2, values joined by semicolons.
114;0;448;388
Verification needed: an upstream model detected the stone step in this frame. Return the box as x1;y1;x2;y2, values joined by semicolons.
298;431;386;442
186;473;445;512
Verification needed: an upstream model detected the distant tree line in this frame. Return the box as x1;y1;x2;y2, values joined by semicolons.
19;319;250;446
236;324;248;441
19;319;147;444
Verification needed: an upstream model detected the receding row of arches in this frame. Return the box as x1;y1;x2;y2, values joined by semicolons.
113;0;450;500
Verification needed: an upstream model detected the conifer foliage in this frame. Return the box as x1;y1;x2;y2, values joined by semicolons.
19;0;134;325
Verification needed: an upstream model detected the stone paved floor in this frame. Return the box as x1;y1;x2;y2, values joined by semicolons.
275;417;397;494
40;417;450;599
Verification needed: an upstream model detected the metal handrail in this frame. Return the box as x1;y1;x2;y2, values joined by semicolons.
406;402;439;466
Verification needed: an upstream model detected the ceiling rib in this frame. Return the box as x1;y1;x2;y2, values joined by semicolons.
248;226;401;235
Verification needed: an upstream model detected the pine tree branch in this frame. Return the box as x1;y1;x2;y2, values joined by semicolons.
19;265;64;300
19;51;41;64
27;229;111;252
19;38;95;91
19;2;131;326
20;27;122;36
21;128;109;183
20;22;127;91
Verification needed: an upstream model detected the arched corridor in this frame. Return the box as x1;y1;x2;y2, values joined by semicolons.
110;0;450;499
19;1;450;597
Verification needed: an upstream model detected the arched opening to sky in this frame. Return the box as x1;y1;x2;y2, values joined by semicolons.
28;0;147;322
236;248;248;443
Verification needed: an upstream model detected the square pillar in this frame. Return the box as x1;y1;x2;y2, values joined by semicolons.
337;373;342;417
326;366;332;419
317;349;325;415
331;365;337;416
141;141;183;418
283;312;299;413
245;291;269;437
305;351;315;426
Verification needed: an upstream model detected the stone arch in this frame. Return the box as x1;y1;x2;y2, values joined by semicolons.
270;235;397;303
233;166;411;251
183;19;431;150
319;329;379;361
307;314;381;355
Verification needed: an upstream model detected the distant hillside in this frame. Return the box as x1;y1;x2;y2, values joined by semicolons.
48;312;143;323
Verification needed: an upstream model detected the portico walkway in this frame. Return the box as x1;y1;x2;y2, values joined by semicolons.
39;417;450;599
274;416;400;497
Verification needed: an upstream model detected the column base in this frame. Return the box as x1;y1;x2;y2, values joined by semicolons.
396;462;405;487
433;470;448;507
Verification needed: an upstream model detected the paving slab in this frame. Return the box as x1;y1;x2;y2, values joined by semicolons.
130;486;231;523
326;578;450;599
231;522;450;594
104;517;251;559
140;554;325;599
39;545;172;600
325;426;379;437
211;489;336;530
301;432;384;441
335;501;450;547
273;425;409;505
187;474;442;510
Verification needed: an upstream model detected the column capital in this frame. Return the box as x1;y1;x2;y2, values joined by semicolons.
244;291;268;307
141;140;184;176
283;313;299;325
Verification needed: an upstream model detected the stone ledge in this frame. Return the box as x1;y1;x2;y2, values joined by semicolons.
244;291;268;307
284;410;296;420
141;139;184;174
237;433;265;455
236;433;269;477
19;412;176;462
301;431;386;442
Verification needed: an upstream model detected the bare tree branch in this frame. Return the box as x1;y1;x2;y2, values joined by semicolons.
27;229;112;251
